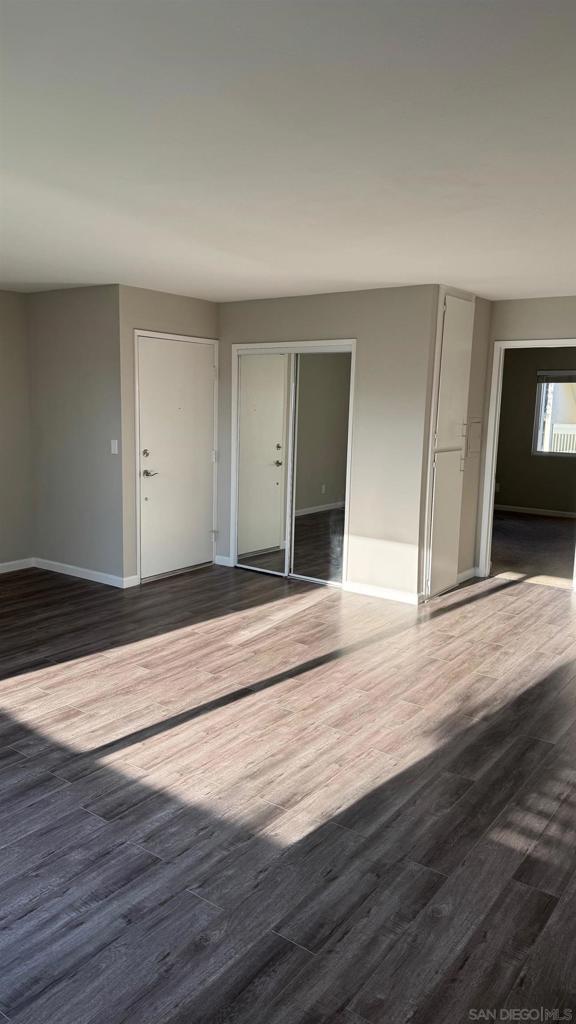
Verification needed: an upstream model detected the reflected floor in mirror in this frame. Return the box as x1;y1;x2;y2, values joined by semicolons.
239;547;286;573
239;508;345;582
293;507;344;582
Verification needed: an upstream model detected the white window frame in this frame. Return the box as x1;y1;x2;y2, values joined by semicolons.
532;371;576;458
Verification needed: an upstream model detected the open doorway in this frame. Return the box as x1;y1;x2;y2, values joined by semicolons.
480;341;576;590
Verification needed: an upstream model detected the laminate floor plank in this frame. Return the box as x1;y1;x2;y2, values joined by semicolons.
1;566;576;1022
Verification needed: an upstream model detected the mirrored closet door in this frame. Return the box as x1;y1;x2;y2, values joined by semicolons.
237;352;291;574
291;352;351;583
235;346;352;586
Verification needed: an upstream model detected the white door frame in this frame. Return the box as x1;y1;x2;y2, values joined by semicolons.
478;336;576;588
134;330;219;583
230;339;356;585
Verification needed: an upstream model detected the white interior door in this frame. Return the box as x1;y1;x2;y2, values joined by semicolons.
429;295;475;596
138;336;215;579
237;353;289;560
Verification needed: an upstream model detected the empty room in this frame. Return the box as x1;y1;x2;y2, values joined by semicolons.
2;2;576;1022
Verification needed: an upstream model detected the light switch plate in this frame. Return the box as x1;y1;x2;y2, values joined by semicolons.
111;440;119;455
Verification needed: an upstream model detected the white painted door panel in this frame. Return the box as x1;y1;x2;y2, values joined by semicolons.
428;295;475;597
139;337;215;579
430;449;465;596
435;296;475;449
237;353;288;560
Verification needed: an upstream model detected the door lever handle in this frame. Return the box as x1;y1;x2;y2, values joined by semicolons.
142;469;159;477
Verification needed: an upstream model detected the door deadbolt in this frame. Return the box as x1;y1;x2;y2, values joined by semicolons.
142;449;150;457
274;460;283;467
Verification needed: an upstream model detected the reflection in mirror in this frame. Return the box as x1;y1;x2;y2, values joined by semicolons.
237;353;290;573
292;352;351;582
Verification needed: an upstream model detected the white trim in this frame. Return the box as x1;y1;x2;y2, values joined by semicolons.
134;330;219;584
487;338;576;351
294;501;345;517
0;557;139;587
342;581;421;605
421;287;476;600
34;558;140;589
479;337;576;589
421;288;448;598
214;554;234;567
495;504;576;519
0;558;35;574
232;339;356;356
285;353;298;574
342;346;355;585
229;339;356;583
457;566;481;584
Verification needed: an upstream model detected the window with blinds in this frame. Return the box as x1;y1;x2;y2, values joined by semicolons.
533;371;576;455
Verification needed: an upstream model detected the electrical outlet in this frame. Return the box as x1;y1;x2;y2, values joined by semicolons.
110;440;119;455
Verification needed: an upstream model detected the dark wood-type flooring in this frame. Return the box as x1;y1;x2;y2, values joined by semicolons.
293;508;344;581
492;509;576;588
239;507;344;581
1;565;576;1022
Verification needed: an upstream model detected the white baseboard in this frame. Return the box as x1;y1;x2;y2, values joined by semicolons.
120;575;141;588
457;567;481;584
342;581;420;605
295;502;345;517
34;558;139;589
214;555;235;567
0;558;36;574
495;504;576;519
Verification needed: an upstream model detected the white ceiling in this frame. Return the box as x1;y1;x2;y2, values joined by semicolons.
2;0;576;302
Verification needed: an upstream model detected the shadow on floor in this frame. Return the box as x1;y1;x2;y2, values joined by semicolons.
0;565;327;680
1;645;576;1022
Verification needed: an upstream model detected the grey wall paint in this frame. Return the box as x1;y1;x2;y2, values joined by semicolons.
219;285;439;596
467;296;576;572
295;353;351;512
0;291;32;563
18;284;576;591
27;286;123;575
496;347;576;513
492;297;576;343
118;286;218;577
458;297;492;573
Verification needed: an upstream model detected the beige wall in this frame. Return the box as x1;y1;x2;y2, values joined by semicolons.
118;286;218;577
492;296;576;343
295;353;351;512
219;285;439;597
466;296;576;572
496;347;576;513
27;286;123;575
18;283;576;591
458;297;492;573
0;291;32;563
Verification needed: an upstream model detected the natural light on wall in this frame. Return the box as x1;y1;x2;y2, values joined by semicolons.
533;371;576;455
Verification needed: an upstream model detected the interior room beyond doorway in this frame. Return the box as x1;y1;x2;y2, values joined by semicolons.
490;345;576;590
